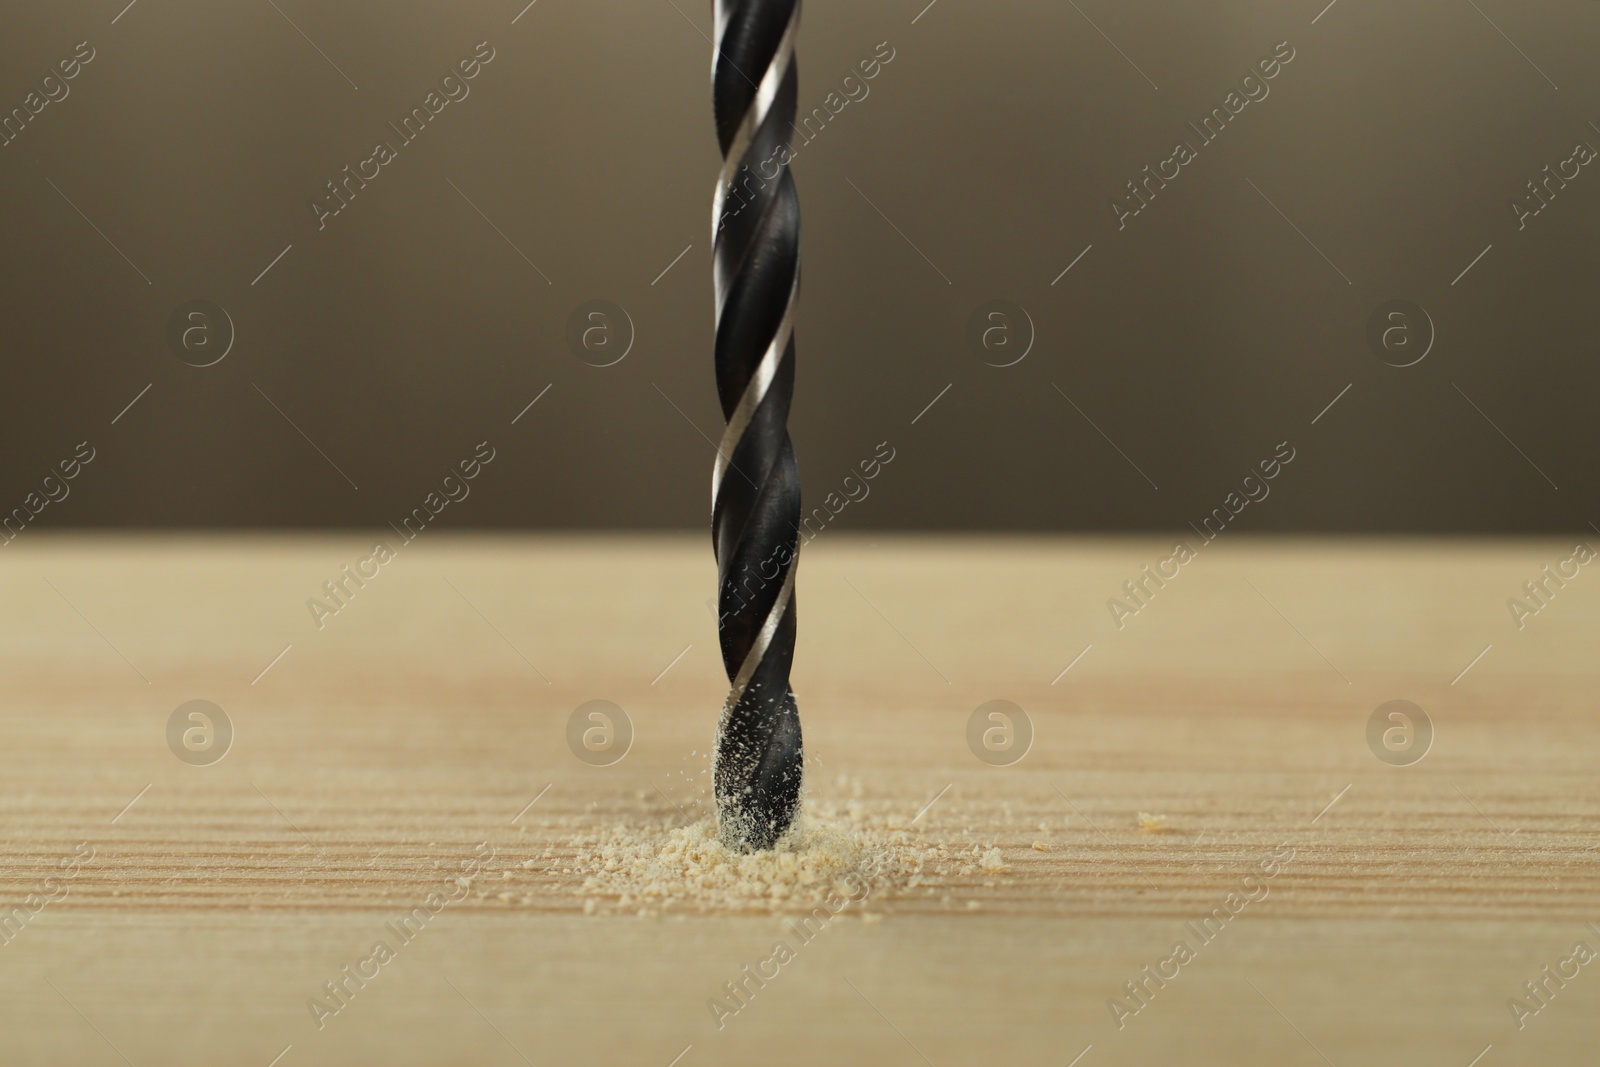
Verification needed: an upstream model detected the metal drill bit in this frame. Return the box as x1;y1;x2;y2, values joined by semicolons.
710;0;803;851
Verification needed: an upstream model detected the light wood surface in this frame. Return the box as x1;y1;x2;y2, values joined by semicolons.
2;534;1597;1066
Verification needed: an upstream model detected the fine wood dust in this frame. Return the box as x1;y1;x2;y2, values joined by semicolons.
571;801;923;917
567;787;1028;916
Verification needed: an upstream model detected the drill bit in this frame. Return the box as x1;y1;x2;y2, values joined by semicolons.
710;0;803;851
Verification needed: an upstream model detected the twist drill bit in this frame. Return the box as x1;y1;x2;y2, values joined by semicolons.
710;0;803;851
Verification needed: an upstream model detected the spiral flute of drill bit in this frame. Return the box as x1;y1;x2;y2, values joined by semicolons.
710;0;803;852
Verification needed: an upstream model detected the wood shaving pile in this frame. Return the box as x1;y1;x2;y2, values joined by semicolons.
567;789;1025;916
571;804;913;916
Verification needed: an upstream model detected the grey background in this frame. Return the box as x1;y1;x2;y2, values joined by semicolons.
0;0;1595;533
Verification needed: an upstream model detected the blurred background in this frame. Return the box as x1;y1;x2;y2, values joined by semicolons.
0;0;1594;533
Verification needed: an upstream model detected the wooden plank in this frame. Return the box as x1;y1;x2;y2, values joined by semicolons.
0;534;1596;1065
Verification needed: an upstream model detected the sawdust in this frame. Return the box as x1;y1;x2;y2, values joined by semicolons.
571;803;914;916
557;762;1030;916
567;788;1030;916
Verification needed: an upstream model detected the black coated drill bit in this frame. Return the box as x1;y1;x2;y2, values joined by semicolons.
710;0;803;851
